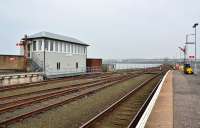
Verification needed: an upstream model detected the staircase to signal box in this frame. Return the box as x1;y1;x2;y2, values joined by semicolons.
27;58;43;72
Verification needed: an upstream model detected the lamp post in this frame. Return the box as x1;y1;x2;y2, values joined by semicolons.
193;23;198;74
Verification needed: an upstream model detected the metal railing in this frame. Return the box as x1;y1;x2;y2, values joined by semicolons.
44;66;102;76
32;53;44;69
86;66;102;72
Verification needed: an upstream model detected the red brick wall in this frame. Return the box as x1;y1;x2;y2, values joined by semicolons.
86;58;102;67
0;55;25;70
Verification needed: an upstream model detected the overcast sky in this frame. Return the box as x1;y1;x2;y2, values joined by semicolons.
0;0;200;59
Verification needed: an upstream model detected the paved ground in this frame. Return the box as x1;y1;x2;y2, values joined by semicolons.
173;71;200;128
145;71;173;128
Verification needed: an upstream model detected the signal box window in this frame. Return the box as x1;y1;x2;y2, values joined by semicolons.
50;40;54;51
44;40;49;51
38;40;42;51
33;41;37;51
55;42;58;52
57;62;60;70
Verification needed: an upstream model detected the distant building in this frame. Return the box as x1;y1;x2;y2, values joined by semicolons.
102;64;116;72
20;31;89;77
86;58;102;72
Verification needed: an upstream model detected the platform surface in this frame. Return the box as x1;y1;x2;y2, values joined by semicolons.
173;71;200;128
145;71;173;128
145;71;200;128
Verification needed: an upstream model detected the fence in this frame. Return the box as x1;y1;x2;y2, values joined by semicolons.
44;66;102;77
86;66;102;72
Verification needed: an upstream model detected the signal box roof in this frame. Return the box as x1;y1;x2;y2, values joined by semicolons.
25;31;89;46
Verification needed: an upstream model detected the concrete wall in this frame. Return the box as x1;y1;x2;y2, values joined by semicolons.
0;72;43;86
0;55;25;71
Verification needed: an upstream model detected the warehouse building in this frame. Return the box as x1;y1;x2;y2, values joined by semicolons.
20;31;89;77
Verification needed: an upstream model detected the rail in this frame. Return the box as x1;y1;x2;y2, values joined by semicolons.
133;70;170;128
127;76;162;127
0;72;113;92
0;74;135;114
0;72;139;126
79;73;162;128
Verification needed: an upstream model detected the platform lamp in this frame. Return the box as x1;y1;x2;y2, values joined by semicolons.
193;23;198;74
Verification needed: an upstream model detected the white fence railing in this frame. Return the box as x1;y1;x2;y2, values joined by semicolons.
86;66;102;72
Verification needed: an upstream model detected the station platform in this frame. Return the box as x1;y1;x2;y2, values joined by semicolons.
145;71;173;128
173;71;200;128
145;71;200;128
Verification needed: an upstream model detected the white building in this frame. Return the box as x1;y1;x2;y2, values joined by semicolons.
21;31;89;77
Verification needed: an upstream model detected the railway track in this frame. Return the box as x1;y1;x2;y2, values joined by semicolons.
0;74;122;101
0;73;139;114
0;68;159;93
0;72;115;92
0;71;143;102
0;67;169;128
0;72;144;127
80;72;163;128
0;77;113;105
